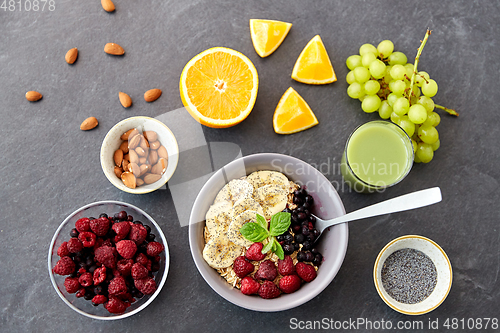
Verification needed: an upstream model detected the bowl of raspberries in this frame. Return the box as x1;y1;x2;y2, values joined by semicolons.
48;201;169;320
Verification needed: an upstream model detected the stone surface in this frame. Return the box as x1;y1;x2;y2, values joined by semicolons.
1;0;499;331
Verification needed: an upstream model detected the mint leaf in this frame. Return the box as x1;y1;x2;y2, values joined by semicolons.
240;223;269;243
256;213;267;230
269;212;291;236
274;238;284;260
271;238;277;252
261;239;273;254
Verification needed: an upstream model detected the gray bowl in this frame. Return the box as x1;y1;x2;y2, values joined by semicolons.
188;153;348;311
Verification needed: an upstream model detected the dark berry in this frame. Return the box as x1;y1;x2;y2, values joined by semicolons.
293;196;303;205
88;265;97;274
292;225;301;233
127;215;134;222
99;213;108;218
307;234;315;242
276;235;285;242
313;254;323;266
296;251;306;262
144;225;151;234
308;222;314;230
84;293;93;301
134;220;143;226
313;229;320;238
305;252;314;262
283;234;293;244
283;207;292;214
282;244;294;255
305;195;314;204
303;209;310;216
94;285;104;295
294;234;305;244
302;240;312;251
309;215;316;223
301;226;310;236
296;206;305;213
70;228;79;238
293;190;301;197
291;213;298;223
297;212;307;221
146;233;155;242
294;243;300;251
311;248;318;254
117;211;127;221
302;202;310;210
299;188;307;197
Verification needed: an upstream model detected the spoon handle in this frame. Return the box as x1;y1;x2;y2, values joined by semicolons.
320;187;442;229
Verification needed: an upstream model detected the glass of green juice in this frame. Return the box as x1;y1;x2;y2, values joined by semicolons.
340;121;414;193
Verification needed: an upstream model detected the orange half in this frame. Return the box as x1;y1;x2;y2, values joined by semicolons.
291;35;337;85
273;87;319;134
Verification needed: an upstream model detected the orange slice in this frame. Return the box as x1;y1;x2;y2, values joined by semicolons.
249;19;292;58
273;87;319;134
179;47;259;128
291;35;337;85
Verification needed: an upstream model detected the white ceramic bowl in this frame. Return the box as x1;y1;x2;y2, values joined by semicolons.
100;116;179;194
48;201;170;320
188;153;348;312
373;235;452;315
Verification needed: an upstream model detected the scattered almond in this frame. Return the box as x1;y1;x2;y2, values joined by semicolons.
104;43;125;56
144;89;162;102
121;172;136;189
144;173;162;184
25;91;43;102
119;92;132;108
101;0;115;12
80;117;98;131
113;149;124;167
65;48;78;64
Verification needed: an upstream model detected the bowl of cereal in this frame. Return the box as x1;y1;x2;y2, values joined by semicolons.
100;116;179;194
188;153;348;311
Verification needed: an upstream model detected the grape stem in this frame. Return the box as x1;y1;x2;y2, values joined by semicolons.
435;104;459;116
406;29;432;100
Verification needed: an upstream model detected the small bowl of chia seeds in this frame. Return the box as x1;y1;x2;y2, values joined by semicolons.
373;235;452;315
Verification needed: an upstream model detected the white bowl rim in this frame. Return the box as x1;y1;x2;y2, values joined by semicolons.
188;153;348;311
47;200;170;320
100;116;179;194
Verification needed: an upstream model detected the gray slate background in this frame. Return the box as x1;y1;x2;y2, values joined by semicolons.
1;0;499;332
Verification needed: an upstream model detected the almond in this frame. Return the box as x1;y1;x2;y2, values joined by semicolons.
122;159;130;171
135;146;147;157
113;149;124;167
152;158;167;175
25;91;42;102
150;140;160;150
144;173;162;184
80;117;98;131
118;92;132;108
101;0;115;12
128;134;141;150
139;157;147;164
114;166;123;178
104;43;125;55
128;162;140;176
140;136;149;149
119;141;129;154
143;131;158;142
157;145;168;159
148;150;158;165
65;48;78;64
136;178;145;186
120;128;138;141
128;150;139;164
139;164;150;176
144;89;162;102
121;172;136;189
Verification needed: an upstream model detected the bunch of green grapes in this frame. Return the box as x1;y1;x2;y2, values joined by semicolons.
345;39;445;163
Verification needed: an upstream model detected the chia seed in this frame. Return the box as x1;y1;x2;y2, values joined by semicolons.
381;248;437;304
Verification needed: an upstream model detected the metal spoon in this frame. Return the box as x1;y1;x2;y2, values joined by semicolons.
313;187;442;243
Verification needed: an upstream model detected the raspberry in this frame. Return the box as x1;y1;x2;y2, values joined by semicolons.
93;238;104;251
79;272;93;287
134;277;157;295
277;255;295;276
75;288;86;298
254;260;277;281
153;255;161;263
279;274;301;294
116;259;134;276
92;295;107;305
104;297;127;314
57;242;70;257
108;276;128;297
233;256;255;278
296;262;317;282
90;217;110;237
258;280;280;299
93;266;107;285
146;242;164;257
112;221;131;242
240;276;260;295
135;253;149;267
116;240;137;259
75;217;91;232
128;224;147;245
94;245;117;269
66;238;83;253
78;231;96;248
78;267;86;275
245;242;266;261
53;256;75;275
131;263;148;280
64;277;80;293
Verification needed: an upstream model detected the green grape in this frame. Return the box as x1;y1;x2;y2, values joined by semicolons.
416;142;434;163
389;80;406;95
353;66;371;83
388;51;407;65
378;100;393;119
417;96;435;113
422;79;438;97
346;71;356;84
347;82;365;99
414;153;422;163
390;64;406;80
369;59;386;79
387;92;401;107
398;115;416;137
415;71;430;87
393;97;410;116
390;112;402;124
377;40;394;58
418;125;439;144
428;112;441;126
431;139;440;151
411;84;421;98
361;53;377;67
412;124;420;140
359;95;366;102
411;139;418;154
382;66;393;84
364;80;381;95
346;55;362;70
359;43;378;56
404;63;414;79
361;95;381;113
408;104;427;124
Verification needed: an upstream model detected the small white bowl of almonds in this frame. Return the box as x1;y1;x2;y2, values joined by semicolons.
100;116;179;194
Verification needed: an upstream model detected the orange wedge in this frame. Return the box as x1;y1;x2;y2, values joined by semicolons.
250;19;292;58
179;47;259;128
273;87;319;134
291;35;337;85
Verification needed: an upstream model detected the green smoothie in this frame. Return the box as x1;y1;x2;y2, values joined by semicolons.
341;121;413;193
